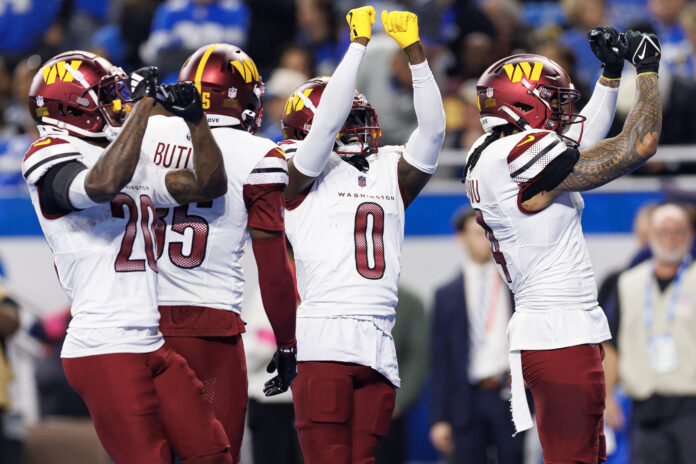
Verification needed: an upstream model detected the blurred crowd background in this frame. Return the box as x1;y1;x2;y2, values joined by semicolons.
2;0;696;463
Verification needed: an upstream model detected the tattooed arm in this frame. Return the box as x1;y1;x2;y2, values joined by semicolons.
84;97;155;202
164;117;227;203
555;73;661;191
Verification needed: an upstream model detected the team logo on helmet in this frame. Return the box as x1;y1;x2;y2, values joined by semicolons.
502;62;544;83
231;58;260;84
42;60;83;84
284;88;314;115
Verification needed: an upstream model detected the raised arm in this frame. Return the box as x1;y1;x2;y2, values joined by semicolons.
555;31;661;192
156;82;228;203
285;6;374;199
565;27;622;147
382;10;446;208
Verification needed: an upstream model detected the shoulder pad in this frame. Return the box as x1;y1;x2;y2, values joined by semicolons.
506;130;566;184
277;139;301;158
22;136;82;185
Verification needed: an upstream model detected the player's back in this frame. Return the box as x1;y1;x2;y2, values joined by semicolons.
465;130;607;349
282;140;405;318
142;115;287;314
22;134;171;330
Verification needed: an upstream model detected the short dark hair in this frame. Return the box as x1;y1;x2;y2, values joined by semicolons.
453;208;477;233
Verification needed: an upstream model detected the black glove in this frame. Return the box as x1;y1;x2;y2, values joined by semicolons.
128;66;159;101
618;30;661;74
155;82;204;123
588;26;624;79
263;344;297;397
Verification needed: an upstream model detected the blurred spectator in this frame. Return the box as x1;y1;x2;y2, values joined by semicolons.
559;0;607;89
376;286;429;464
140;0;251;79
429;209;522;464
442;79;484;152
533;40;591;111
677;2;696;80
115;0;162;70
450;32;495;86
647;0;693;78
356;34;417;145
64;0;114;51
90;24;128;66
245;241;303;464
479;0;526;60
246;0;298;78
295;0;344;76
0;291;20;464
0;0;62;61
261;67;308;143
604;203;696;464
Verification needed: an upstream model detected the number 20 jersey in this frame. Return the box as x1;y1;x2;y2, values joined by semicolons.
464;129;610;350
141;116;288;314
22;133;178;331
281;141;405;318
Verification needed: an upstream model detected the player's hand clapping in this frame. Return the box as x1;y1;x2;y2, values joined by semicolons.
155;82;205;123
346;6;376;42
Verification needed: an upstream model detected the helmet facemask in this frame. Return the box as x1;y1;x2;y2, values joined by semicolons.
336;105;380;155
535;83;585;146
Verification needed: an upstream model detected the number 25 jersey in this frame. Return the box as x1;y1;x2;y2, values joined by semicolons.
465;129;610;350
282;141;405;318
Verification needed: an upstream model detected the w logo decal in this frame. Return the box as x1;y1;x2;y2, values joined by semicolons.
42;61;83;85
502;62;543;83
231;58;260;83
284;88;314;115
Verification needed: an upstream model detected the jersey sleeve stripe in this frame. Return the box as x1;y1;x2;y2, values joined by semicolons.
23;152;82;182
509;139;562;180
507;132;549;163
283;147;297;154
251;167;288;174
245;172;289;186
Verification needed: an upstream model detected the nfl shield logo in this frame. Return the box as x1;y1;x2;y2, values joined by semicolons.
36;96;44;107
358;175;366;187
228;87;237;98
486;87;494;98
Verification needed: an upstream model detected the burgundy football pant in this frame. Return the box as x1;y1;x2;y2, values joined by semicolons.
291;361;396;464
522;344;607;464
62;344;231;464
164;334;248;463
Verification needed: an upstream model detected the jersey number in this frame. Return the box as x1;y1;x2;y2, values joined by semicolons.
354;202;386;280
474;209;512;283
155;202;212;269
111;194;158;272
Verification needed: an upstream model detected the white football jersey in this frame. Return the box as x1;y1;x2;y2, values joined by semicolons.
22;133;178;332
282;141;405;318
141;116;288;314
464;129;610;350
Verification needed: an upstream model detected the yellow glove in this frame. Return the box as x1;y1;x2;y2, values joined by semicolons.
346;6;376;41
381;10;419;49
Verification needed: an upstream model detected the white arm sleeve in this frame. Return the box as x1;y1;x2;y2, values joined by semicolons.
569;81;620;149
403;60;446;174
292;42;367;178
68;170;99;209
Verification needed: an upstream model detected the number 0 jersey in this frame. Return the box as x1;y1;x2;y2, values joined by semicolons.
22;133;178;356
282;141;405;318
141;115;288;314
465;129;610;351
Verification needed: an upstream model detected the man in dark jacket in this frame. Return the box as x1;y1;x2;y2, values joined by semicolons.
429;209;522;463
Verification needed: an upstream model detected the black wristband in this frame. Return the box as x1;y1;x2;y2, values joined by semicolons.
636;63;659;75
602;61;624;80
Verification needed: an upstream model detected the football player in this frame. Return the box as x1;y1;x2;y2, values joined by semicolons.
463;29;662;463
279;7;446;463
140;44;297;462
22;51;232;463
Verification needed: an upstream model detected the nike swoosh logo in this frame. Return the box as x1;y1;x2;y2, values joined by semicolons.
32;138;51;147
516;135;535;147
638;44;647;60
